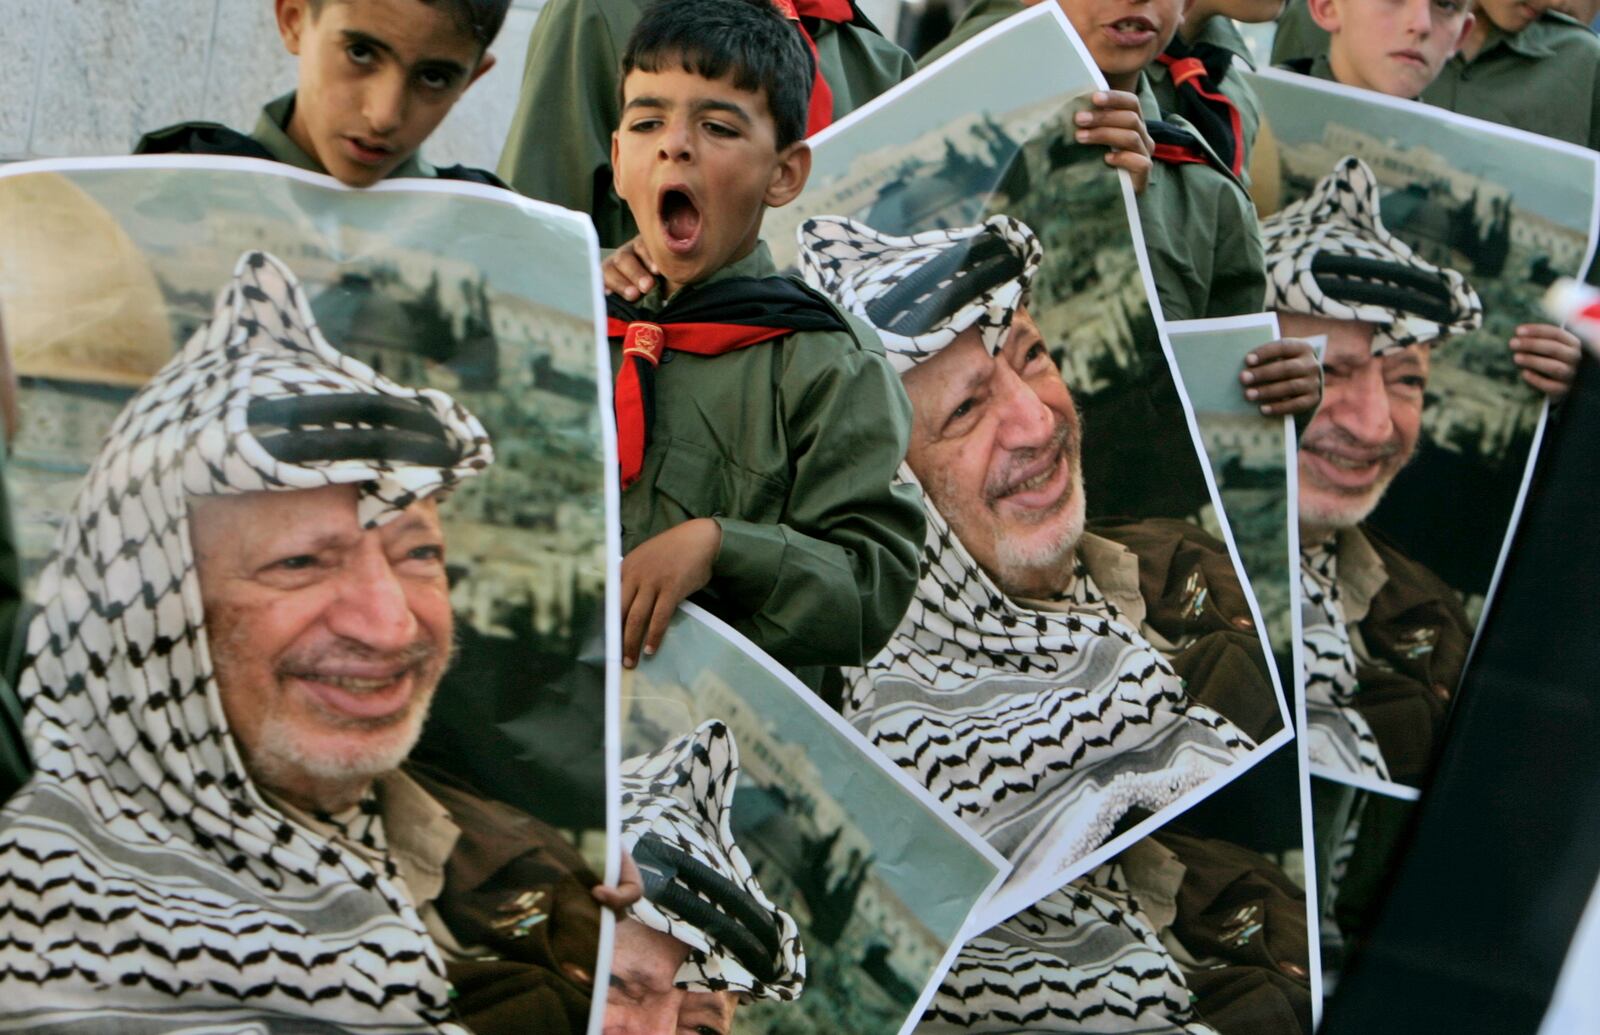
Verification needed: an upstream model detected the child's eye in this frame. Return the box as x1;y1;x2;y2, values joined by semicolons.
628;117;664;133
346;43;376;66
417;69;456;92
703;121;740;139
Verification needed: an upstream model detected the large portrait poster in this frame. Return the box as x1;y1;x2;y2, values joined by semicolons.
622;604;1006;1035
0;158;618;1034
1244;68;1600;1005
765;8;1308;1032
1246;69;1600;798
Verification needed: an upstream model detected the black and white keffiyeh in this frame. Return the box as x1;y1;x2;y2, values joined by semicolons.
841;471;1253;894
620;721;805;1002
1262;155;1483;353
923;867;1217;1035
795;216;1253;892
0;250;491;1033
1300;541;1389;780
797;214;1042;371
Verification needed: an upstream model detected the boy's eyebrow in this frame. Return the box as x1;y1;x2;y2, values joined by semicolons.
339;28;469;77
691;99;752;125
620;96;753;125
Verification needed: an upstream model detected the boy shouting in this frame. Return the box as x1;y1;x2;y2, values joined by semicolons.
604;0;925;683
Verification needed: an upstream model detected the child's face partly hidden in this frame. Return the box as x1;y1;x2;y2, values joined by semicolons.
1473;0;1547;32
1054;0;1192;90
612;65;810;294
276;0;494;187
1316;0;1473;98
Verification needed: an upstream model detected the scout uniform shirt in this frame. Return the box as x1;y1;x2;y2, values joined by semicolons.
1271;1;1600;150
922;6;1268;321
497;0;916;248
136;93;508;185
1136;73;1270;321
1148;15;1266;188
616;242;925;688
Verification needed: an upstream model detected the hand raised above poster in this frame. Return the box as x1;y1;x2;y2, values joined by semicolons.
0;158;618;1035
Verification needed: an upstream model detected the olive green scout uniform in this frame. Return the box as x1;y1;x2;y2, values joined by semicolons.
497;0;916;247
918;0;1024;66
618;242;925;688
137;94;506;185
1137;74;1269;321
1271;2;1600;150
1149;15;1265;187
923;2;1267;320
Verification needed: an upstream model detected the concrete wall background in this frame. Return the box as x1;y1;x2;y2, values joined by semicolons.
1;0;902;172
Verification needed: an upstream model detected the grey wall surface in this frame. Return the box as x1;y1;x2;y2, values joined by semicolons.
1;0;903;172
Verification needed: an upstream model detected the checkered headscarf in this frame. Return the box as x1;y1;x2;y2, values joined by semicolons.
1262;156;1482;353
0;250;492;1030
797;217;1253;901
797;214;1042;371
620;720;806;1002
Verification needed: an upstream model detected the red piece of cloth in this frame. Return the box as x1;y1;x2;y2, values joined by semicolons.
771;0;855;136
607;317;788;488
1154;53;1244;177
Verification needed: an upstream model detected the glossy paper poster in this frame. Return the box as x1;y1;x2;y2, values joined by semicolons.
1247;68;1600;798
1170;313;1322;1020
621;604;1007;1035
0;157;618;1034
763;18;1298;1034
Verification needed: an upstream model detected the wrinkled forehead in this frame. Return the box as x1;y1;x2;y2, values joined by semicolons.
186;484;443;565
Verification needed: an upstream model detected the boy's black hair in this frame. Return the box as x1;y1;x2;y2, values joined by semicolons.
306;0;510;53
621;0;815;150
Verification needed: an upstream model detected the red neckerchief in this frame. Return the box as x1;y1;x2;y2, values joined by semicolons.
771;0;855;136
606;276;847;488
1154;42;1244;177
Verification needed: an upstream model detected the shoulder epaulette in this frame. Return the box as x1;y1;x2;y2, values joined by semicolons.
134;121;276;161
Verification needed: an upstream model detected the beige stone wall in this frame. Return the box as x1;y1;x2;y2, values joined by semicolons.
1;0;903;171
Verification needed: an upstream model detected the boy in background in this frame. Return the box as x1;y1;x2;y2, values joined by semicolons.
1278;0;1582;397
138;0;508;186
603;0;925;685
1272;0;1600;150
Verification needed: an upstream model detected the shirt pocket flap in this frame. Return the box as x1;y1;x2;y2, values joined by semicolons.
654;441;725;518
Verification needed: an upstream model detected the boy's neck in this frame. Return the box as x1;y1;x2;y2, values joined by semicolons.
1177;11;1212;44
660;238;765;299
1459;11;1496;60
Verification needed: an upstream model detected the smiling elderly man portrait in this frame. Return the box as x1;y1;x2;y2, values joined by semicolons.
1264;155;1480;789
0;251;606;1035
799;213;1280;907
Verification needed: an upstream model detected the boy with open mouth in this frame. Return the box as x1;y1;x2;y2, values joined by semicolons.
601;0;927;688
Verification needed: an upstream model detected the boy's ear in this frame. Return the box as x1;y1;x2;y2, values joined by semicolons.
1452;12;1475;52
764;141;812;209
275;0;311;55
1306;0;1343;34
465;52;498;91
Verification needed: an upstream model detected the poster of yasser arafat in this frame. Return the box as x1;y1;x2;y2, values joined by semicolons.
0;157;618;1035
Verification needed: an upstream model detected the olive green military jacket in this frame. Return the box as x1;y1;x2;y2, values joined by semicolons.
918;0;1025;65
1271;2;1600;151
497;0;916;248
618;242;925;686
1135;74;1269;321
1148;15;1265;189
923;7;1267;320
